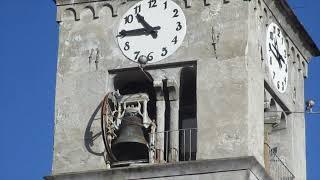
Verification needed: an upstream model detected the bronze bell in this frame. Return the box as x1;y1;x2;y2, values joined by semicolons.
112;114;149;161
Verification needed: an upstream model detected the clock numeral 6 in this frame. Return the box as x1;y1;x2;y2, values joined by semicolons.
148;0;157;8
161;47;168;56
176;22;182;31
124;15;133;24
147;52;154;61
124;42;130;51
134;51;140;60
172;9;179;18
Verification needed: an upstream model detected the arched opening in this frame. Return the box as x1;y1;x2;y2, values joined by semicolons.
179;67;197;161
62;8;77;21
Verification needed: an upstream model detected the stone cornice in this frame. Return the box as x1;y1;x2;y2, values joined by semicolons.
53;0;320;57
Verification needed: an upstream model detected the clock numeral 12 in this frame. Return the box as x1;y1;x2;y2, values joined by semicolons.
148;0;157;8
124;15;133;24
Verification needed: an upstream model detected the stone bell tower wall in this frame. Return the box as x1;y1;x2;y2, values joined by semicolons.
52;0;265;175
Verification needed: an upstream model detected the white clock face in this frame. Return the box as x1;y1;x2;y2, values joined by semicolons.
117;0;187;64
266;22;288;93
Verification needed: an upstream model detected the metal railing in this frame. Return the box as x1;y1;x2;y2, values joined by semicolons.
265;143;295;180
149;128;197;163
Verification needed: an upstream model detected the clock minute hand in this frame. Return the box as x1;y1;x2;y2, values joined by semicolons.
272;43;286;65
269;43;282;68
271;43;283;68
117;26;161;38
136;14;159;39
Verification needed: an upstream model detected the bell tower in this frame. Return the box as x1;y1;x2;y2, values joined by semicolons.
46;0;319;179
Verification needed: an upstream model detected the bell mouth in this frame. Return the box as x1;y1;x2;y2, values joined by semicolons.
112;142;149;161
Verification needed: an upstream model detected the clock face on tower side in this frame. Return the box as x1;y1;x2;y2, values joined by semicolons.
117;0;187;64
266;22;288;93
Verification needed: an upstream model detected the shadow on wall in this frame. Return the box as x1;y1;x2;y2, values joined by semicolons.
84;101;104;157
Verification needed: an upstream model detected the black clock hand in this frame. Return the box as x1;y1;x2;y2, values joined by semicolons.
136;14;159;39
117;26;161;38
269;43;282;68
272;44;286;65
271;43;283;68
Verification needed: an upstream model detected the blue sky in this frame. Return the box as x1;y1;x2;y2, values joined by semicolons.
0;0;318;179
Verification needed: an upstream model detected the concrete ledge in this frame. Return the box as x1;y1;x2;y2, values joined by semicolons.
45;156;272;180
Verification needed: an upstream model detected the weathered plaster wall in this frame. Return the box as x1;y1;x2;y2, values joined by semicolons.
53;0;264;174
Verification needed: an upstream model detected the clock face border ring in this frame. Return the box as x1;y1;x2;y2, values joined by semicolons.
266;22;289;94
116;0;187;64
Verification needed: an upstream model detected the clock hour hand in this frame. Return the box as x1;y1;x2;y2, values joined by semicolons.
269;43;282;68
117;26;161;38
271;43;284;68
136;14;159;39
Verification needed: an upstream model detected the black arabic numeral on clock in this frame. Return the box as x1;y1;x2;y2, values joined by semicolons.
176;22;182;31
164;1;167;9
161;47;168;56
124;42;130;51
148;0;157;8
134;5;141;14
270;57;272;65
134;51;140;60
147;52;154;61
282;81;284;90
173;9;179;18
277;81;280;89
284;77;287;83
270;32;274;40
277;28;280;37
172;36;178;44
124;14;133;24
273;71;275;79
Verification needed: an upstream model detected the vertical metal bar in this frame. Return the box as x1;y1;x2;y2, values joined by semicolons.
165;131;169;162
189;128;192;161
183;129;186;161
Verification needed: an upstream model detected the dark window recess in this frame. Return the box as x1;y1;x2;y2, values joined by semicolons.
179;67;197;161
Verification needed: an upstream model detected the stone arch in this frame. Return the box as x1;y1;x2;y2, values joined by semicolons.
100;3;117;17
263;8;268;25
302;60;307;78
62;8;78;21
80;6;96;20
98;3;114;19
297;54;302;71
285;39;289;59
291;47;296;64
